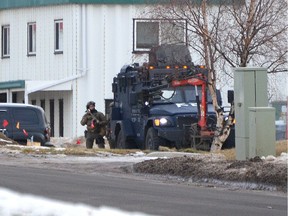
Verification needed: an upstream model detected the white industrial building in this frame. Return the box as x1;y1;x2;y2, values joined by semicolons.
0;0;188;138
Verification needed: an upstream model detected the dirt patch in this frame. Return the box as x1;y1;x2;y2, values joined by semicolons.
133;155;287;192
0;134;287;192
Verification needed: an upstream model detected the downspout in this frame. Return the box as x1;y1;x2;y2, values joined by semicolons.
24;4;88;104
82;4;87;77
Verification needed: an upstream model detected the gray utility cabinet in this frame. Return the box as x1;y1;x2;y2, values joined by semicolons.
249;107;275;158
234;68;269;160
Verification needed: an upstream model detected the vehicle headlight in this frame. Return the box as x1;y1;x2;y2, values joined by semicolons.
154;117;172;127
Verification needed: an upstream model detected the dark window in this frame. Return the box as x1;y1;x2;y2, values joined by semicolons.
49;99;54;137
136;22;159;49
59;99;63;137
1;25;10;58
0;93;7;102
0;111;8;126
0;111;10;134
13;109;39;125
12;93;17;103
133;19;187;52
31;100;36;105
27;22;36;55
40;100;45;111
54;20;63;53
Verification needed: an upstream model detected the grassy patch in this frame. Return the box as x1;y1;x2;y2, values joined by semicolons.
4;145;145;156
1;139;287;158
276;140;287;155
214;140;287;161
217;148;236;161
179;148;206;154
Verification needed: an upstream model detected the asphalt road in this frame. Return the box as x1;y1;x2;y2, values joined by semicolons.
0;165;286;216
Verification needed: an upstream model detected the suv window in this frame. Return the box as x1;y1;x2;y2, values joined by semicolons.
0;111;8;126
13;108;39;125
0;111;7;120
154;86;213;103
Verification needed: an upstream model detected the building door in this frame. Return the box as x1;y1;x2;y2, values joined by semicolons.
40;100;45;111
12;92;17;103
49;99;54;137
59;99;63;137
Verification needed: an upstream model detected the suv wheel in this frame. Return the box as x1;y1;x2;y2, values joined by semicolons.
116;129;126;149
145;128;161;150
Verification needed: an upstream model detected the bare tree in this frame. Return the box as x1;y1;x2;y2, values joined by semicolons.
144;0;287;150
217;0;287;69
145;0;235;150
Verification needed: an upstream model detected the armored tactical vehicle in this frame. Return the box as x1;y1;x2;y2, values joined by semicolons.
107;45;234;150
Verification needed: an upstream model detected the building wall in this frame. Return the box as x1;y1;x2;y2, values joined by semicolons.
0;4;80;137
76;4;148;137
0;4;79;81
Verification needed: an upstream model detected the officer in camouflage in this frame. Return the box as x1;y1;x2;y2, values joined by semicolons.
80;101;107;149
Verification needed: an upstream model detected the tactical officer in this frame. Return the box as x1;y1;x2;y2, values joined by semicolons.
80;101;107;149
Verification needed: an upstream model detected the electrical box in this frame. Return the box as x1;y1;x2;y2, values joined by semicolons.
234;68;268;160
249;107;276;158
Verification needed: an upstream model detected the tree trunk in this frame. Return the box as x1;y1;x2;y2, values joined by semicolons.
200;0;234;151
210;103;235;151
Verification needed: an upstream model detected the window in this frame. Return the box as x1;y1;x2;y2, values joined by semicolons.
0;111;10;134
27;22;36;55
40;99;45;111
50;99;54;137
1;25;10;58
59;99;63;137
54;20;63;53
133;19;187;52
13;109;39;125
136;22;159;49
12;93;17;103
0;93;7;102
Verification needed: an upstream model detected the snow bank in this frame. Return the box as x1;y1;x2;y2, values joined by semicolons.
261;152;288;164
0;187;155;216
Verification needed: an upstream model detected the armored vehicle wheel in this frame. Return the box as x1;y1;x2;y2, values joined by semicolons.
190;123;202;149
145;128;161;150
108;139;116;149
190;123;211;151
116;129;127;149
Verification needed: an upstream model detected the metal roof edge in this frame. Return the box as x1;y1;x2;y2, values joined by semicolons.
0;0;233;9
0;0;162;10
0;80;25;90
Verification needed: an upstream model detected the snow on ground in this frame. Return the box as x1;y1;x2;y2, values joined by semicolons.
0;187;155;216
261;152;288;164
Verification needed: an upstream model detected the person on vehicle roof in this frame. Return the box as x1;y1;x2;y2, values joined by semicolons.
80;101;107;149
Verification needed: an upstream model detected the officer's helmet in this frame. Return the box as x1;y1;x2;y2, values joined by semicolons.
86;101;95;110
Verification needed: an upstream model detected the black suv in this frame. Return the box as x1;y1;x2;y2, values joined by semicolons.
0;103;51;146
